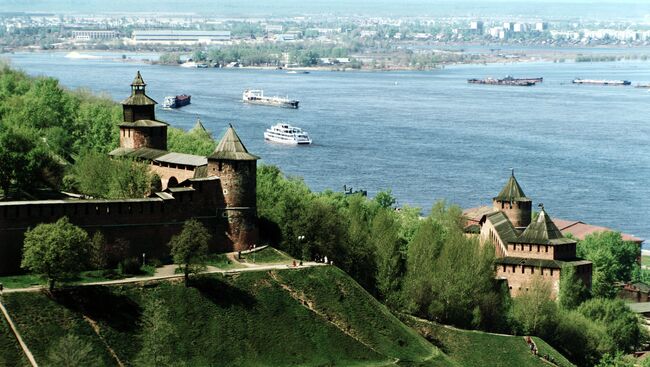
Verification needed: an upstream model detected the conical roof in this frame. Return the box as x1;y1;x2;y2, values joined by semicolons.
190;117;210;136
131;71;146;86
494;170;530;202
515;205;575;245
208;124;259;161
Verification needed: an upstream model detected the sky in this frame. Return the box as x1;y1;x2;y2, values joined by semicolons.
2;0;650;20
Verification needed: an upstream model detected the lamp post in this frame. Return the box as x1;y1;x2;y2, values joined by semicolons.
142;253;146;267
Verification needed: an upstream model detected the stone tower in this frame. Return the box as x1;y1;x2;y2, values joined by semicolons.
119;71;168;150
207;124;260;251
493;170;532;230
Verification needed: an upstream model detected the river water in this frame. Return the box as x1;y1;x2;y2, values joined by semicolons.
4;52;650;244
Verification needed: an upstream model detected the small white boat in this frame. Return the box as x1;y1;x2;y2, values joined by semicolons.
264;123;312;145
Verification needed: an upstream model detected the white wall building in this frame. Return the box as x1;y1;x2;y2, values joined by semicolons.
131;30;231;44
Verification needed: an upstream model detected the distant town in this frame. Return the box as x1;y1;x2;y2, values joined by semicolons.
2;12;650;70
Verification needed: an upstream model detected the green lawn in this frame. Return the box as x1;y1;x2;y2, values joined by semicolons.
205;253;245;270
401;316;575;367
1;267;450;366
0;266;157;289
0;312;30;367
239;246;294;264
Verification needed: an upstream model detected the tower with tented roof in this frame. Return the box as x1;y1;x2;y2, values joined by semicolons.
492;169;532;230
207;124;259;251
119;71;168;150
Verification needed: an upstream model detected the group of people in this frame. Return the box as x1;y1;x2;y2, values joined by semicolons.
525;336;557;364
314;254;333;266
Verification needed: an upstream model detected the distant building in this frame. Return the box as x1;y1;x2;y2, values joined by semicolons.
502;22;514;31
131;30;231;44
535;22;548;32
265;24;283;33
275;33;296;42
470;21;484;33
72;30;118;41
513;23;528;33
467;172;592;298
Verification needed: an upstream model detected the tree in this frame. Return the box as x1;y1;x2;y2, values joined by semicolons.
374;190;396;209
0;126;51;198
578;298;645;353
577;231;639;298
512;274;557;337
559;266;590;310
89;231;108;270
372;208;405;306
47;334;95;367
21;217;91;291
169;219;211;286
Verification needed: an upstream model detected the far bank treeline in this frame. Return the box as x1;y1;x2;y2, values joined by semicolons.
0;65;646;367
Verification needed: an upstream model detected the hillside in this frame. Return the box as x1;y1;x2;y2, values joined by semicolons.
403;316;576;367
1;267;450;366
0;266;573;367
0;315;29;367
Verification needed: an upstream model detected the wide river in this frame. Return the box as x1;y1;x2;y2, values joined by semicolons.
5;52;650;244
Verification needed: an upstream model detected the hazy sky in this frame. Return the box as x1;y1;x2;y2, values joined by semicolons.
2;0;650;20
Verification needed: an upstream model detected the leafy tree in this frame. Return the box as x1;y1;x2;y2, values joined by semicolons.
169;219;211;286
167;126;216;156
577;231;639;298
559;266;590;310
512;275;557;336
0;126;52;198
578;298;645;353
89;231;108;270
21;217;91;291
372;208;405;306
69;150;153;199
374;190;396;209
47;334;95;367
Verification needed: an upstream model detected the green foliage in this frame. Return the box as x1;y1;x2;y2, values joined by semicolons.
158;52;181;64
1;267;449;366
403;201;503;330
559;266;590;310
90;231;108;270
594;352;636;367
372;208;405;306
169;219;211;286
374;189;396;209
21;217;91;290
68;150;153;199
577;298;645;353
577;231;639;298
512;275;557;336
0;126;54;197
47;334;96;367
166;126;216;156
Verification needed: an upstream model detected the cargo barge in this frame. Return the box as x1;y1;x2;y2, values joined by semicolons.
162;94;191;109
572;79;631;86
467;76;542;86
243;90;299;109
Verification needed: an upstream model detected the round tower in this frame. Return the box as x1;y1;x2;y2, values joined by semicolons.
492;170;532;230
207;124;260;251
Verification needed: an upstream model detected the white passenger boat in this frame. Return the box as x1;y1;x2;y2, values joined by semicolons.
264;123;312;145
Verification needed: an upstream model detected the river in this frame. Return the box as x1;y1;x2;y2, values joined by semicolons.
4;52;650;244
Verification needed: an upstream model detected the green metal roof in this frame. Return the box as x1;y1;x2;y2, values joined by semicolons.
513;206;576;245
119;119;168;127
108;147;167;160
486;211;519;243
208;124;260;161
495;256;591;269
494;170;530;202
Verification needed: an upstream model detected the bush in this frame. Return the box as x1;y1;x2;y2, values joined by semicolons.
119;258;142;276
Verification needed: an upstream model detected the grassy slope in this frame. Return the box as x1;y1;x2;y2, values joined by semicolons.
241;247;294;264
2;267;449;367
402;316;575;367
0;314;29;367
